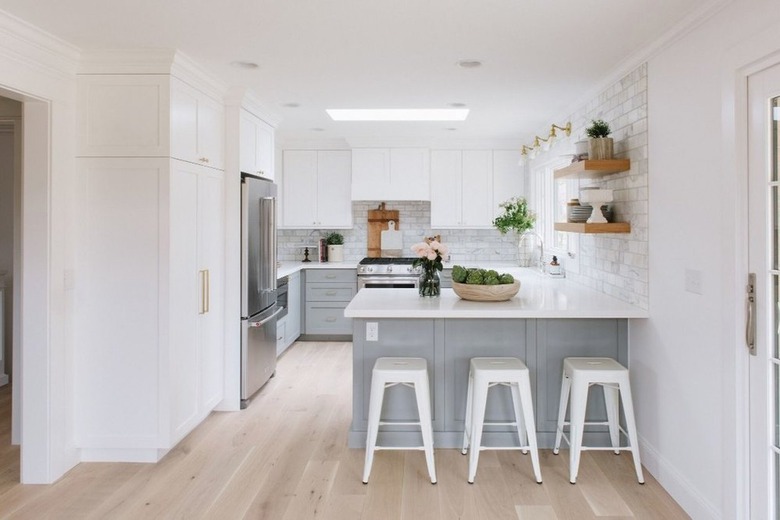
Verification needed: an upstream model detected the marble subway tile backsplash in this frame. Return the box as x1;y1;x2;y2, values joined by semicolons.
277;201;520;264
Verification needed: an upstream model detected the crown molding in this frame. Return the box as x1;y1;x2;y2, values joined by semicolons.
78;48;176;74
0;8;80;83
224;86;282;127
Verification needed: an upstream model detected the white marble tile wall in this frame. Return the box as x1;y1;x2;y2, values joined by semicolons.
539;63;649;308
277;201;520;263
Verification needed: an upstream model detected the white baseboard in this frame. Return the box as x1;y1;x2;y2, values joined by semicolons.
640;435;721;519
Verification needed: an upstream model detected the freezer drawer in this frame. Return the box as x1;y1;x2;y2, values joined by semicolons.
241;305;280;404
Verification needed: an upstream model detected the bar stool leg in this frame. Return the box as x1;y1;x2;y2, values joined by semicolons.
461;369;474;455
515;378;543;483
553;371;571;455
467;379;488;484
414;374;437;484
618;378;645;484
603;383;621;455
568;377;589;484
509;382;527;454
362;375;387;484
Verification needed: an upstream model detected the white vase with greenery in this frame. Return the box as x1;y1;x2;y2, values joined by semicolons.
493;197;537;267
325;232;344;262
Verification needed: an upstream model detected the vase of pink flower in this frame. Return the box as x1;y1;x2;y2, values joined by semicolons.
411;240;449;297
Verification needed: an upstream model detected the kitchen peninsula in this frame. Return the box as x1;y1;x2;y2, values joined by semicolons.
344;271;647;449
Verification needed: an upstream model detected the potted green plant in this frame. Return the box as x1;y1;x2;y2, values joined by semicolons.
585;119;613;160
493;197;538;267
325;232;345;262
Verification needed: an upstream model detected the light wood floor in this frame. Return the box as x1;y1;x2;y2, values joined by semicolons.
0;342;690;519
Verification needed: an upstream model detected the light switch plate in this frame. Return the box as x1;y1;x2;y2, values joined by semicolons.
684;268;703;295
366;322;378;342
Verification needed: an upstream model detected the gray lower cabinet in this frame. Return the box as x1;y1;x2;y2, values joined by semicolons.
304;269;356;335
351;317;628;448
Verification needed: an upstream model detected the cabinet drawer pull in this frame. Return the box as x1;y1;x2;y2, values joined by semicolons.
325;290;337;296
325;317;337;322
199;157;210;164
325;275;337;279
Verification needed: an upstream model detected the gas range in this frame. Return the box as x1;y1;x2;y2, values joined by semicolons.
357;257;421;276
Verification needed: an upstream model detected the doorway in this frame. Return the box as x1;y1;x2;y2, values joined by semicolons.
0;95;22;480
747;62;780;520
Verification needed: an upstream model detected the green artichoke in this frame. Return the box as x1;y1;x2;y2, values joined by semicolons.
451;265;468;283
499;273;515;285
466;269;485;285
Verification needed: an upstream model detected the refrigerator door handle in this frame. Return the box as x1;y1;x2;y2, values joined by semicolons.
249;307;284;328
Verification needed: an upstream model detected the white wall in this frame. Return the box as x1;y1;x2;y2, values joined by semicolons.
638;1;780;518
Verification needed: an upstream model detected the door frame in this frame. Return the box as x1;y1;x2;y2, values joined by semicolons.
730;46;780;519
746;61;780;520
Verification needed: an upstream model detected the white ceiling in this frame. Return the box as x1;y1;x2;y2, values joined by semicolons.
0;0;713;143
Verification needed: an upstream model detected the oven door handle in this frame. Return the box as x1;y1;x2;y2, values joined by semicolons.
358;276;419;288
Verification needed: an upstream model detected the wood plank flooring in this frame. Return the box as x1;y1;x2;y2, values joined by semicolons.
0;342;690;519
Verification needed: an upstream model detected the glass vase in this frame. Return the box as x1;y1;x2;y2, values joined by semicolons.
518;232;535;267
418;268;441;297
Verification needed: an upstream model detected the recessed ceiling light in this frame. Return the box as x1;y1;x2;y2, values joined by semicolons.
230;61;259;70
448;102;467;108
326;108;469;122
456;60;482;69
282;102;300;108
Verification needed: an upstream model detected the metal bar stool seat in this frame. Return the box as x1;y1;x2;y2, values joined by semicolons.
553;357;644;484
362;357;437;484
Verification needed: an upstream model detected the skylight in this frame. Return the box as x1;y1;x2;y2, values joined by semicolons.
326;108;469;122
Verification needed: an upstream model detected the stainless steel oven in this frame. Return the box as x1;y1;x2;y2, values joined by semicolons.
357;257;421;289
276;276;289;319
357;275;418;290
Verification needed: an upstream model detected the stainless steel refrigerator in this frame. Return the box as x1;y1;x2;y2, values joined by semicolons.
241;173;280;408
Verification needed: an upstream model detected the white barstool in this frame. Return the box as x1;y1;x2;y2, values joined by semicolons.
461;357;542;484
362;357;437;484
553;357;644;484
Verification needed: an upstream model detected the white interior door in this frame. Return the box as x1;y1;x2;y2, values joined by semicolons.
748;62;780;520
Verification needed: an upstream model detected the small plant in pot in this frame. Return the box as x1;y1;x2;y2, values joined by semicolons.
586;119;613;160
325;232;344;263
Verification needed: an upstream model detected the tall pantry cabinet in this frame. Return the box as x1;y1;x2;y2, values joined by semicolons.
76;58;226;461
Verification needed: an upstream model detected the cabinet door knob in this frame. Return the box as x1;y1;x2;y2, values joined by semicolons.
199;157;210;164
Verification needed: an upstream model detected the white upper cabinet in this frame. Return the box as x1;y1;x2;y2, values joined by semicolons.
239;109;275;179
351;148;430;200
282;150;352;228
78;74;224;170
78;75;171;157
491;150;524;217
431;150;493;228
170;78;224;170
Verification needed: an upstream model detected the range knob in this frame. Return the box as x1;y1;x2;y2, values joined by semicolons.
387;266;393;273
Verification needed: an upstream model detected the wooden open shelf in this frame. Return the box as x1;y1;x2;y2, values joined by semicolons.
553;159;631;180
554;222;631;234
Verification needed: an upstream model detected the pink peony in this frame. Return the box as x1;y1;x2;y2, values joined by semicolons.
427;251;437;261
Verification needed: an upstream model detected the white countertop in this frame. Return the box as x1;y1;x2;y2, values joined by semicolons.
277;261;357;278
276;260;525;279
343;272;648;319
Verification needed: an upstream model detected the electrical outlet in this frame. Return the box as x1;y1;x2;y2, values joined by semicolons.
684;268;703;295
366;322;378;342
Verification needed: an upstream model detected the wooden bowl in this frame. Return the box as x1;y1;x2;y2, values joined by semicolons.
451;281;520;301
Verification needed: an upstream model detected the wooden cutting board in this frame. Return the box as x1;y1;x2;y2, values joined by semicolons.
381;220;403;257
367;209;399;257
